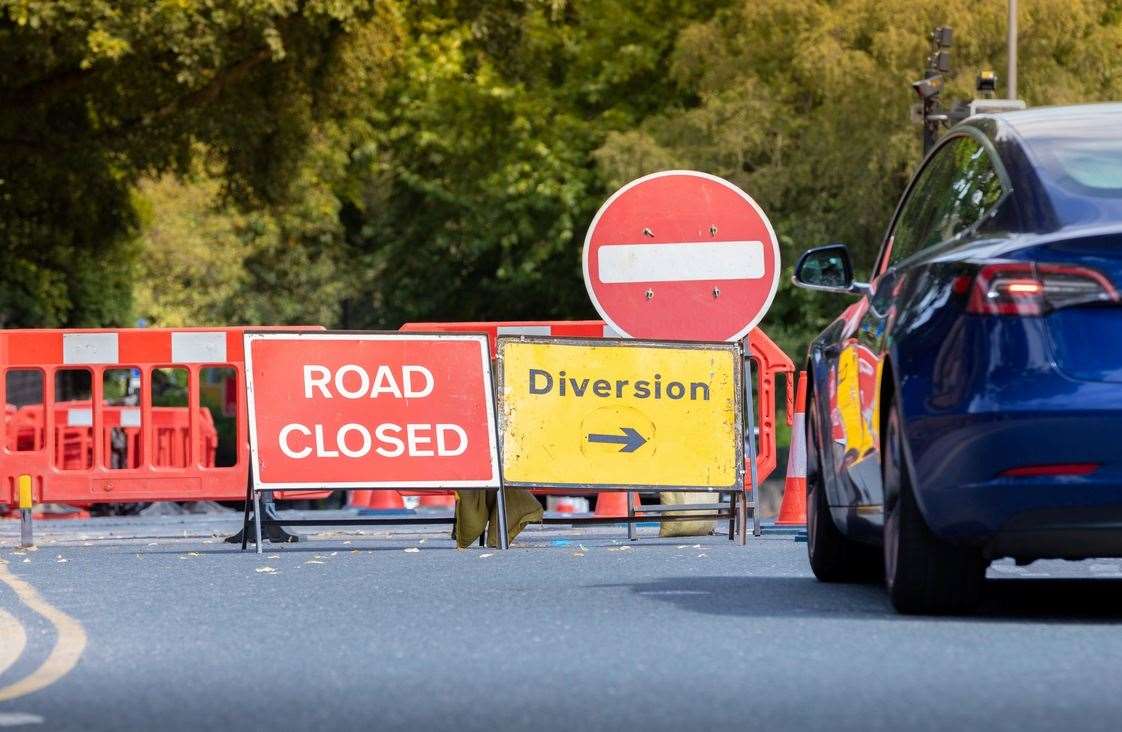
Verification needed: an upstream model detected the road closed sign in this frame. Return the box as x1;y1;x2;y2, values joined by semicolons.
497;336;743;490
245;332;500;490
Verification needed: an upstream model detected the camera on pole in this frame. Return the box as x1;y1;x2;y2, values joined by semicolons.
911;25;1026;154
911;26;954;154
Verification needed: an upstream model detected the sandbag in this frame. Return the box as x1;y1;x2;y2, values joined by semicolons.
454;488;544;549
657;491;719;537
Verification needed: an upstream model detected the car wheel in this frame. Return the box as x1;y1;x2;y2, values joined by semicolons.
806;383;880;582
883;398;986;614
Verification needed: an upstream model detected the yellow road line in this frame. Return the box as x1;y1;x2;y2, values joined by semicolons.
0;562;88;703
0;608;28;678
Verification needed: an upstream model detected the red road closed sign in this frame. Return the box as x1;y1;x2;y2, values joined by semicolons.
245;332;500;490
583;170;780;342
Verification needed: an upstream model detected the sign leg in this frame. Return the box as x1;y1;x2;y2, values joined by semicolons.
727;491;736;541
253;490;264;555
495;484;510;550
627;491;637;542
737;489;749;545
744;355;762;539
240;472;253;551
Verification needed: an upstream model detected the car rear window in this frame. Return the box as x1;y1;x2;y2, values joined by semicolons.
1019;113;1122;226
1043;139;1122;195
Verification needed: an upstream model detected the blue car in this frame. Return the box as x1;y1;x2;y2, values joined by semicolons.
793;103;1122;614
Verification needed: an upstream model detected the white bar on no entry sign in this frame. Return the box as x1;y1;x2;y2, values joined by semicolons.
597;241;764;283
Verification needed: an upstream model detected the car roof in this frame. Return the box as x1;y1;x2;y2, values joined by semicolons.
988;101;1122;137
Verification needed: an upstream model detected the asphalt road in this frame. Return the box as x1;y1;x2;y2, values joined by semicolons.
2;511;1122;731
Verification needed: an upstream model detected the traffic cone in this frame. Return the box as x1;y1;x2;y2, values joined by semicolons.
418;492;456;509
348;490;373;508
357;490;406;511
594;491;640;518
775;371;808;526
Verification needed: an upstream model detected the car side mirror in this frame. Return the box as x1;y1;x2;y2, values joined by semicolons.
793;244;871;296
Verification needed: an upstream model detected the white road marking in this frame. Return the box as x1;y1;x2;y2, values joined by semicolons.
0;712;44;727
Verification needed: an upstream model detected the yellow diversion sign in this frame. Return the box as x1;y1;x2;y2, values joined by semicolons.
497;337;744;490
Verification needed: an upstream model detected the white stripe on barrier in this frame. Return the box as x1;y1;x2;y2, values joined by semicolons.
171;332;226;363
602;324;623;338
67;408;92;428
120;408;141;428
62;333;118;365
596;241;765;283
497;325;551;336
787;412;807;479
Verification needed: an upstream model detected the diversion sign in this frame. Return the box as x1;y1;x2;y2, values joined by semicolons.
244;331;500;491
497;336;743;491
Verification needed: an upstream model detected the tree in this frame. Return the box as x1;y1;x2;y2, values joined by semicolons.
594;0;1122;356
0;0;401;327
334;0;730;328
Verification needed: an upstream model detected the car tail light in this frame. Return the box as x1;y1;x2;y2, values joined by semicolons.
966;262;1120;315
1000;463;1100;478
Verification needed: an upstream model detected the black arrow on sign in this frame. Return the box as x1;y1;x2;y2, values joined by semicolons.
587;427;647;453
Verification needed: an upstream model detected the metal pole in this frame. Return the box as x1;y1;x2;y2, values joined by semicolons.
744;356;761;539
253;490;264;555
1007;0;1018;100
495;485;510;550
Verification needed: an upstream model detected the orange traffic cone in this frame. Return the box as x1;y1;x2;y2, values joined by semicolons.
348;490;373;508
775;371;808;526
594;491;640;518
357;490;406;511
418;492;456;509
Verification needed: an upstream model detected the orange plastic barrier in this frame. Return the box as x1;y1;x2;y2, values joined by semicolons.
7;403;219;471
1;327;329;510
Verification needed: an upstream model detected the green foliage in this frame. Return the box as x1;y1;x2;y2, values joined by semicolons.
0;0;400;327
335;0;730;327
594;0;1122;358
5;0;1122;372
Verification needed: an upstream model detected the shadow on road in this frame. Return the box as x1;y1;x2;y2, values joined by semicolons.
134;544;461;556
593;575;1122;623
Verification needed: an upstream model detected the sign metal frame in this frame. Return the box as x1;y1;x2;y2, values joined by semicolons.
495;335;745;493
241;329;508;553
244;329;502;493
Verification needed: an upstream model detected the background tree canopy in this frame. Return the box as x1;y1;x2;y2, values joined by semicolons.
3;0;1121;358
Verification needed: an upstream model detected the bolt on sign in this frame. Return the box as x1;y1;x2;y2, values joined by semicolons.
245;332;500;491
497;336;744;490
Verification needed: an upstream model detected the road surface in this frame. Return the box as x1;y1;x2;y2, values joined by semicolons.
2;511;1121;730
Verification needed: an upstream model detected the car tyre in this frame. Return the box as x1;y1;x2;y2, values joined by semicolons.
806;383;880;582
883;398;985;614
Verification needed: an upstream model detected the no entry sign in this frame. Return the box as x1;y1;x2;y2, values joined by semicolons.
497;336;743;490
582;170;780;342
245;332;500;490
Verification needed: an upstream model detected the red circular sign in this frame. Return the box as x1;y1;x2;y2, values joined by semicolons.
582;171;780;342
